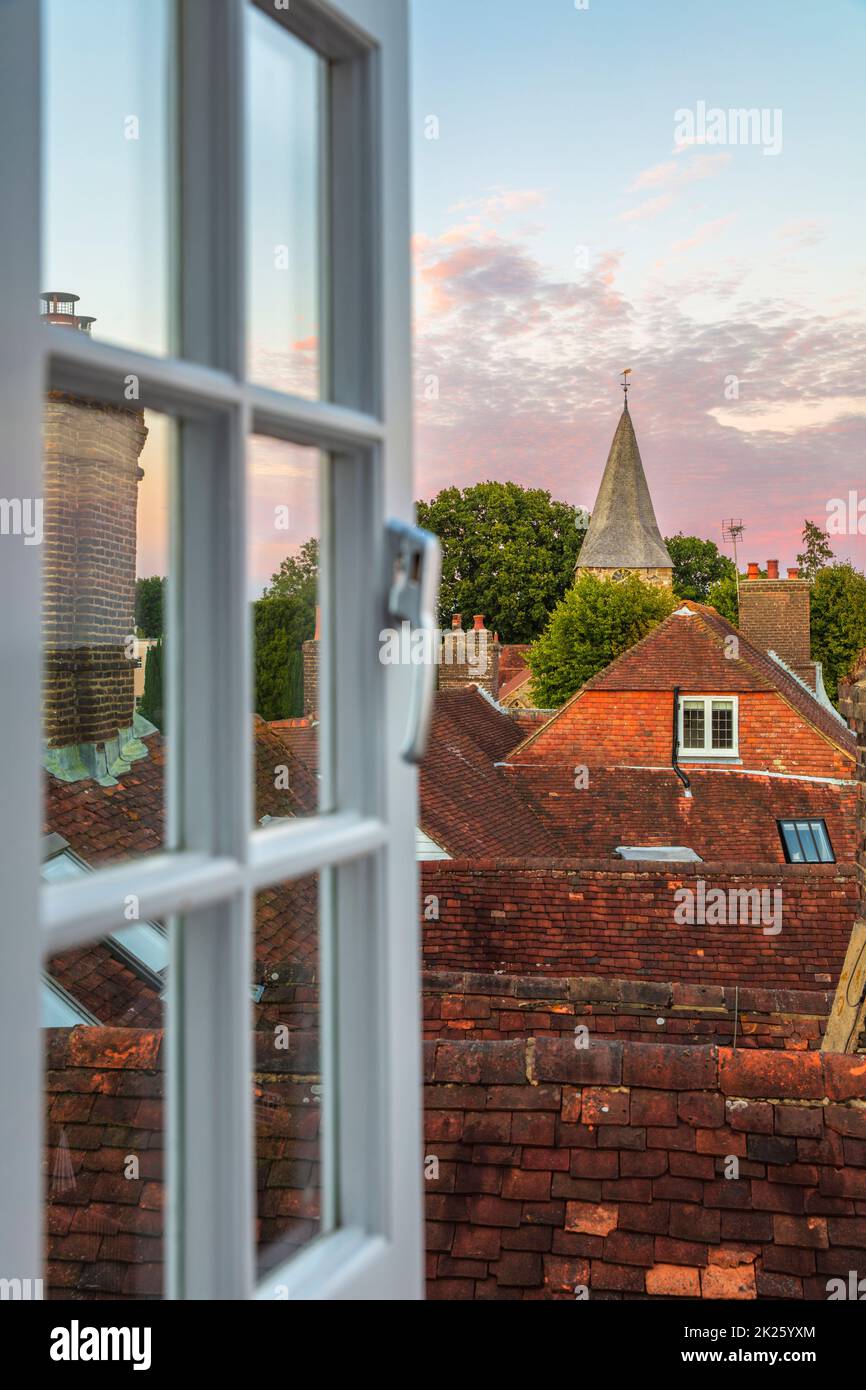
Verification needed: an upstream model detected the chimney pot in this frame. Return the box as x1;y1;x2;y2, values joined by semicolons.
451;614;462;629
746;562;760;579
767;559;779;579
787;567;800;580
473;614;485;631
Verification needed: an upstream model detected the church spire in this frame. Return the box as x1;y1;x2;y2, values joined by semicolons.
576;383;673;587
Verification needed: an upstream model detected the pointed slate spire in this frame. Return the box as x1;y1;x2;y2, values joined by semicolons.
577;401;673;576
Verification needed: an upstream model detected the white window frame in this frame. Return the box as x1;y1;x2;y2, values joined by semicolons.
678;694;739;760
0;0;423;1302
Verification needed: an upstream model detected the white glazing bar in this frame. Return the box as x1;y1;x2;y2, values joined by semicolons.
0;0;44;1290
249;812;388;887
40;852;242;953
248;383;384;447
169;0;254;1300
47;328;243;419
40;812;388;954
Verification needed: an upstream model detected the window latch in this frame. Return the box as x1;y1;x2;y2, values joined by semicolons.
386;519;441;764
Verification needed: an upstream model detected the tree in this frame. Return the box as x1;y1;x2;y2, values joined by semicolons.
253;597;314;721
526;573;678;708
264;537;319;605
665;534;735;602
255;538;319;720
810;563;866;703
706;573;740;625
138;638;164;730
135;576;165;638
797;520;834;583
415;482;588;643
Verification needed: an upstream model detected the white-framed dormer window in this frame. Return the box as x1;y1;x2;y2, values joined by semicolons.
679;695;739;759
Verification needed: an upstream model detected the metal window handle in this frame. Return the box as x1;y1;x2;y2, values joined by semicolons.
386;518;442;764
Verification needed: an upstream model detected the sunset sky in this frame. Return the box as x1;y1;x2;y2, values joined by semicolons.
42;0;866;585
411;0;866;571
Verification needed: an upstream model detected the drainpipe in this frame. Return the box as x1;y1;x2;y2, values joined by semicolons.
672;686;692;798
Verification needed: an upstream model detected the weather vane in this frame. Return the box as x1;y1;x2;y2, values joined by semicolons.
621;368;632;408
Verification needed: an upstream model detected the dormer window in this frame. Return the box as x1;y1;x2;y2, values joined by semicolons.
679;695;738;758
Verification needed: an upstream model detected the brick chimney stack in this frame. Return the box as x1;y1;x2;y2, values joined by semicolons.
738;561;815;689
41;296;151;784
439;614;500;696
302;606;321;717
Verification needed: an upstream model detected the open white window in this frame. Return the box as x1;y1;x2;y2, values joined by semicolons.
0;0;425;1302
679;695;739;759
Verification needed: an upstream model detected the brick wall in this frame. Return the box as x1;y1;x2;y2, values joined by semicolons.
738;578;813;687
302;637;319;718
43;393;148;748
512;687;852;777
424;1038;866;1300
423;970;834;1051
421;861;858;990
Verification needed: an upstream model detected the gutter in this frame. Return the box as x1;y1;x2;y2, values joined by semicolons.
672;686;692;798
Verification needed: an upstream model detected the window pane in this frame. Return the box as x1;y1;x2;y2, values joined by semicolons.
249;436;324;825
254;872;330;1281
44;976;165;1300
246;5;326;398
810;820;834;863
42;399;174;862
42;0;175;357
795;820;819;863
780;822;803;862
711;700;734;750
682;701;705;749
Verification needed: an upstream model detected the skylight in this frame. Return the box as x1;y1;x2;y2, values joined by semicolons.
41;837;169;983
615;846;702;863
41;975;100;1028
778;819;835;864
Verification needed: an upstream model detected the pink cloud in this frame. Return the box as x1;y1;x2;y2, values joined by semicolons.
632;152;731;191
412;218;866;572
670;214;737;256
620;194;674;223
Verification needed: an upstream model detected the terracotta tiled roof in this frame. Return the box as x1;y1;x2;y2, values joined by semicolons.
43;720;320;866
506;763;859;862
268;718;320;775
497;644;530;685
44;1028;165;1299
512;602;856;762
47;944;163;1029
498;667;533;702
419;689;556;858
44;1026;324;1296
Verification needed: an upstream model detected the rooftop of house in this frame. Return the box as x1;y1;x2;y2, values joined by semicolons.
509;600;855;763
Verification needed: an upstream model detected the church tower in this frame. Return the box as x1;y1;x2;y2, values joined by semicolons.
576;377;673;588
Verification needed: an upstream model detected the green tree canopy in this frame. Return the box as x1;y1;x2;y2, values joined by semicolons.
666;534;735;601
138;638;164;730
706;572;739;625
263;537;319;604
810;563;866;703
797;520;835;583
135;576;165;638
526;573;678;708
415;482;588;643
255;538;319;721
